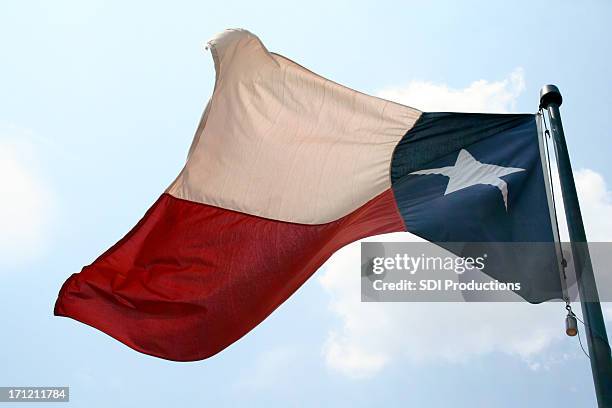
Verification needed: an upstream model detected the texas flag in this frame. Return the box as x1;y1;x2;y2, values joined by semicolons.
55;29;563;361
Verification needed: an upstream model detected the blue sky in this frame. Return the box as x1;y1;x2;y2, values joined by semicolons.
1;1;612;407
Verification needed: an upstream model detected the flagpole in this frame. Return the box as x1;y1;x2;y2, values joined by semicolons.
540;85;612;407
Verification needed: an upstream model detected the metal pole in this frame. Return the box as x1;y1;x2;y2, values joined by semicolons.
540;84;612;407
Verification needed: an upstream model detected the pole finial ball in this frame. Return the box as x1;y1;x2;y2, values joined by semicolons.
540;84;563;109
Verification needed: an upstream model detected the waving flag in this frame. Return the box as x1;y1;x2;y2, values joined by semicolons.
55;29;563;361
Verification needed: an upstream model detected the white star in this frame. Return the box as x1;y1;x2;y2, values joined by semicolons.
410;149;525;210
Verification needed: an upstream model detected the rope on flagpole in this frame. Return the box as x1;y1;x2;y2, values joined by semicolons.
540;108;590;359
539;109;570;299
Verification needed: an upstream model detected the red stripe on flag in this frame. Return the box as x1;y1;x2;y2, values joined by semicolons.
55;191;405;361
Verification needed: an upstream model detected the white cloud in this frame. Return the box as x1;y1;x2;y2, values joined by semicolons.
562;168;612;242
319;70;612;379
0;125;55;267
320;240;567;378
548;160;612;310
377;68;525;113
